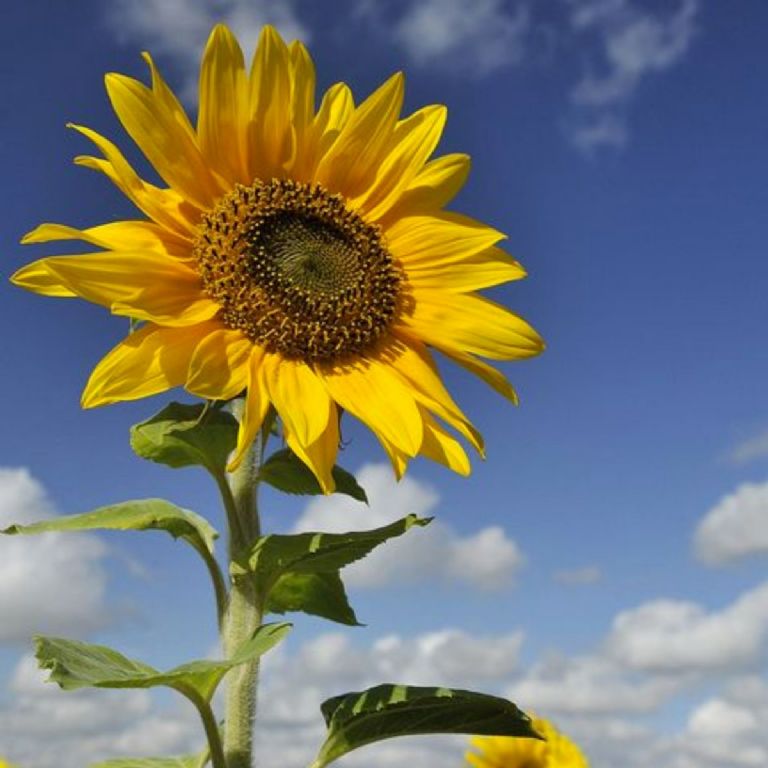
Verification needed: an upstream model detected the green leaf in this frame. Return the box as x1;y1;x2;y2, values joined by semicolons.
249;515;430;580
260;448;367;502
130;402;238;475
91;755;207;768
266;571;361;626
36;622;290;703
1;498;218;557
244;515;429;626
312;684;540;768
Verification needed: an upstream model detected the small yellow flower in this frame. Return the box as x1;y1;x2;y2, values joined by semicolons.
13;24;543;490
466;717;590;767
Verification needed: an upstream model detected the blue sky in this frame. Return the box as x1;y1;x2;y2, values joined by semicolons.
2;1;768;766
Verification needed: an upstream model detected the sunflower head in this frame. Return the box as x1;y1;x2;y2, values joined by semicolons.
466;716;590;768
12;23;544;491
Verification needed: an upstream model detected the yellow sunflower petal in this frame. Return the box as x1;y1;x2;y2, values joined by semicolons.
247;25;293;180
10;260;76;297
186;327;251;401
321;356;423;457
286;40;316;178
284;403;340;494
433;345;519;404
262;355;331;446
353;104;447;222
400;291;544;360
24;251;215;326
419;411;471;476
314;72;404;198
198;24;249;185
104;60;221;209
82;322;216;407
70;124;199;238
228;347;270;472
386;211;504;266
395;152;471;214
22;221;192;258
388;336;484;455
312;82;355;163
406;246;526;292
375;433;410;480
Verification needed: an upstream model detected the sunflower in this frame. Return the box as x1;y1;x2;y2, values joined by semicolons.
466;717;590;768
12;24;543;491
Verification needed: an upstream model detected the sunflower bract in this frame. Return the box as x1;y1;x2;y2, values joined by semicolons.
12;24;544;492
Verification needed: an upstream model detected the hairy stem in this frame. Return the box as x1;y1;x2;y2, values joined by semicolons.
222;400;266;768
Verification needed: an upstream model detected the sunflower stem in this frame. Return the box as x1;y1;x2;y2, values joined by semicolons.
222;399;266;768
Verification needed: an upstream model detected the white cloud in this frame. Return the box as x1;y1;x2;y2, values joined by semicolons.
728;429;768;464
695;481;768;566
1;653;202;768
566;0;699;150
508;652;679;715
294;464;524;590
606;581;768;672
391;0;529;76
106;0;308;98
673;687;768;767
553;564;602;585
0;467;111;644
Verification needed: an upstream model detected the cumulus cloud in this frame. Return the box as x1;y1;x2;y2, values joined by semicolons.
508;652;679;715
606;581;768;672
672;683;768;768
389;0;529;76
294;464;524;590
695;481;768;565
0;467;111;644
106;0;308;98
1;653;202;768
566;0;699;150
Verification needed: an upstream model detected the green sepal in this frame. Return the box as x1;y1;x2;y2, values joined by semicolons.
244;515;430;625
1;498;218;557
266;571;361;626
259;448;367;502
130;402;237;476
35;622;290;703
312;684;540;768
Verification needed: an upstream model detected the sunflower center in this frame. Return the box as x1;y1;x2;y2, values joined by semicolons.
193;179;402;362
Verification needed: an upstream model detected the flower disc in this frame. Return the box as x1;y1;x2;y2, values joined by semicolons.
194;179;402;362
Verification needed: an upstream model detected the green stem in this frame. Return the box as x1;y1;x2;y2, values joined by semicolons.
222;399;267;768
177;687;226;768
195;540;228;631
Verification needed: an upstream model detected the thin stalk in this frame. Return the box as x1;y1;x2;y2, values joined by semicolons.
184;690;226;768
195;541;228;631
214;470;249;562
222;400;269;768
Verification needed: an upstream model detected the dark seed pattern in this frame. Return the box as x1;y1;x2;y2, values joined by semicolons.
193;179;402;362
